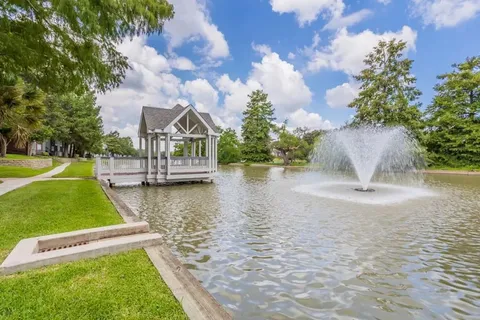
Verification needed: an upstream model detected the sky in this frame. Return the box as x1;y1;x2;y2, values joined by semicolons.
96;0;480;146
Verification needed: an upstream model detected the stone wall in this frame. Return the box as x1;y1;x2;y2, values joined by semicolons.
0;158;52;169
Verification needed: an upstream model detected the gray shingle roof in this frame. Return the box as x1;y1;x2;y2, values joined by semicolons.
141;105;218;133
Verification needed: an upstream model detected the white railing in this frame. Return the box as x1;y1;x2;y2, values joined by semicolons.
95;156;212;177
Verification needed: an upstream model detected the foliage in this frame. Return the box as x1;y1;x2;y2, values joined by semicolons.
104;131;137;156
218;128;241;164
293;127;325;161
0;0;174;93
424;56;480;166
53;161;94;178
241;90;276;162
272;123;305;165
36;92;104;157
0;81;45;157
349;39;423;138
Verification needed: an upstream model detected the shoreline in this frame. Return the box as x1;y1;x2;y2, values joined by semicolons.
225;163;480;175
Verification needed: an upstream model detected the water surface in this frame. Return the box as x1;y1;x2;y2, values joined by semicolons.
115;167;480;319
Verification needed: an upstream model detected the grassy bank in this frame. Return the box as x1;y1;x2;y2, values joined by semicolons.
0;180;122;260
0;180;186;319
0;160;60;178
53;161;94;178
427;165;480;172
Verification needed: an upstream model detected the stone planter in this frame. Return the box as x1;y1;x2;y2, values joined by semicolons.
0;158;52;169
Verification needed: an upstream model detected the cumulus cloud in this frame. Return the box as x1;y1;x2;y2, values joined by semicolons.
307;26;417;75
169;57;196;71
164;0;229;58
325;81;360;108
288;52;296;59
411;0;480;29
181;79;219;113
217;45;312;116
269;0;371;29
287;108;334;130
323;9;373;30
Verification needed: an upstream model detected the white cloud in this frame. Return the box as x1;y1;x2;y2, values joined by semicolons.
181;79;219;113
287;108;334;130
411;0;480;29
323;9;373;30
269;0;345;26
118;37;170;73
252;43;273;55
217;46;313;116
169;57;196;71
288;52;296;59
325;81;360;108
377;0;391;4
164;0;229;58
307;26;417;75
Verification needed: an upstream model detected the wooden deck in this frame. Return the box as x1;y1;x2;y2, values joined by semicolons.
95;157;217;185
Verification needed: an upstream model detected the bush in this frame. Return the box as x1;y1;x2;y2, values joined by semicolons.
42;152;49;157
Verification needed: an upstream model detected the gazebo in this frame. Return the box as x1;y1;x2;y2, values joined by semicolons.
95;104;219;185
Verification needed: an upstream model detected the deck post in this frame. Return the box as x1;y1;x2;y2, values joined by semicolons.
139;136;142;155
156;134;161;174
109;157;114;179
166;134;170;176
147;134;152;176
95;157;101;177
183;140;188;157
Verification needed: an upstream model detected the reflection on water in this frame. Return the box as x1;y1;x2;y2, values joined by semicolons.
115;167;480;319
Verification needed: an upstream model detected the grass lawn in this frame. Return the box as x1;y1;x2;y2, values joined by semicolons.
0;180;122;261
53;161;94;178
0;180;186;319
0;250;187;320
3;154;41;160
427;165;480;172
0;160;61;178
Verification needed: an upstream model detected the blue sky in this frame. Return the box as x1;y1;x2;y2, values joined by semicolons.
97;0;480;145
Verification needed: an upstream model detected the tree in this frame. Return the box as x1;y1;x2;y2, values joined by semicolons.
293;127;325;161
218;128;241;164
272;123;304;165
241;90;276;162
0;0;174;93
0;81;45;157
104;131;137;156
349;39;423;137
424;57;480;166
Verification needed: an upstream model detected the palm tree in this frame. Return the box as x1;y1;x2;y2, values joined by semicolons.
0;81;45;157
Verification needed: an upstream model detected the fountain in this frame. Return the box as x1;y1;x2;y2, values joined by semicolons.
293;126;434;204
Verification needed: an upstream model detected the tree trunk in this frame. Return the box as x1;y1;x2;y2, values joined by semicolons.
0;136;7;157
281;151;290;166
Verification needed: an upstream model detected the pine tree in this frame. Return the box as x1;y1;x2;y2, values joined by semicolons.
349;39;423;137
241;90;276;162
424;57;480;166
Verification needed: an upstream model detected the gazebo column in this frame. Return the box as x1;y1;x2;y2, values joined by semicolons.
191;139;195;157
139;136;143;155
199;140;202;157
183;139;188;157
214;136;217;171
147;134;152;176
156;133;161;174
166;134;170;176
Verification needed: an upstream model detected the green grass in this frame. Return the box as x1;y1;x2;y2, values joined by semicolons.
3;154;41;160
0;160;61;178
0;250;187;320
427;165;480;171
0;180;122;260
53;161;94;178
0;180;186;319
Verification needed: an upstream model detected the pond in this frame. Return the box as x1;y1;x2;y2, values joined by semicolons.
115;166;480;319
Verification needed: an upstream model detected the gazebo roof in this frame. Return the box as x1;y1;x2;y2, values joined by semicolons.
141;104;218;133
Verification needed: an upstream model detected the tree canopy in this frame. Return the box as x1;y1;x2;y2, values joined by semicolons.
0;0;174;93
272;123;305;165
349;39;423;137
424;57;480;166
241;90;276;162
218;128;241;164
104;131;137;157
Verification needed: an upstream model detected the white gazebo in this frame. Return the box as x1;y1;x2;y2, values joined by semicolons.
95;104;219;185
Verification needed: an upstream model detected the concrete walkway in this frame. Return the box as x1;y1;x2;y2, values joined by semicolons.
0;163;70;197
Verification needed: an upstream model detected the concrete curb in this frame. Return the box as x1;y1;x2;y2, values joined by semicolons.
98;180;232;320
